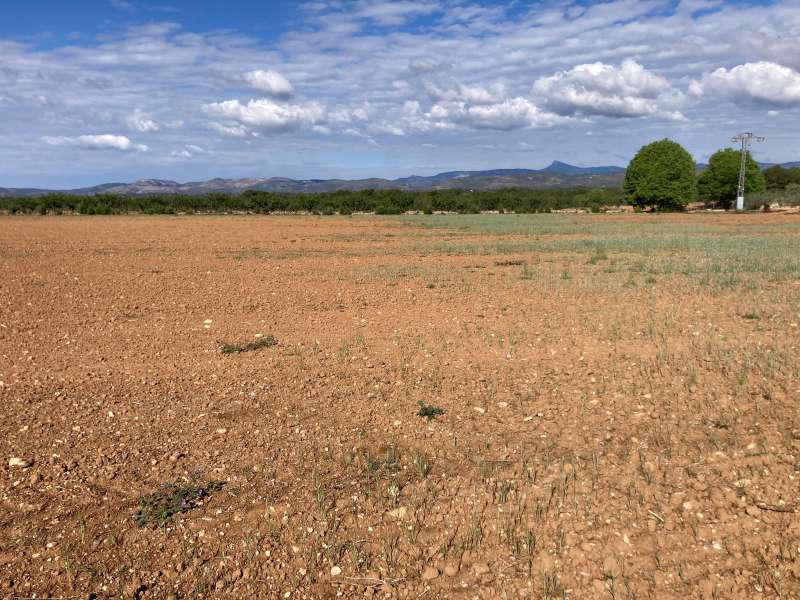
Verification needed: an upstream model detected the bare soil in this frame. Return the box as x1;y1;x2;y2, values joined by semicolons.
1;215;799;599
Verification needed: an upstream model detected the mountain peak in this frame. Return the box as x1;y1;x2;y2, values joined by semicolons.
542;161;626;175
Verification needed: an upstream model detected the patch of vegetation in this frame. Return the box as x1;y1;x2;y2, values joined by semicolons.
417;401;445;421
494;259;526;266
0;186;626;216
222;335;277;354
133;478;224;528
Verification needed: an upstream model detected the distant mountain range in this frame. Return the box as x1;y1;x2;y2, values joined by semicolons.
1;160;796;197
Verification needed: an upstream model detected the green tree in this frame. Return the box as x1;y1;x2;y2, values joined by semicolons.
624;139;697;210
697;148;766;208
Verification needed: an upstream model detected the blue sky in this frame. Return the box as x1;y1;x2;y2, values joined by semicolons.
1;0;798;188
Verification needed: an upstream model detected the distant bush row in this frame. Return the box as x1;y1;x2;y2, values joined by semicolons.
747;184;800;209
764;166;800;191
0;187;626;215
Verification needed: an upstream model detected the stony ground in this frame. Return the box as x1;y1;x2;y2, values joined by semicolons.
1;214;800;599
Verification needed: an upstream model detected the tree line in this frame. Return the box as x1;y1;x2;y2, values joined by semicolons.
0;187;625;216
624;139;800;210
3;147;798;216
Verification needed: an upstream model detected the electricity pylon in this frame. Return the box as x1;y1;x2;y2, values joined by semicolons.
732;132;765;211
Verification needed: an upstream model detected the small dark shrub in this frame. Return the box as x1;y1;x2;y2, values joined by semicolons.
417;401;445;421
222;335;277;354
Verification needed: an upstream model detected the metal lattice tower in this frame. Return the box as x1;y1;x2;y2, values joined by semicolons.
731;132;765;210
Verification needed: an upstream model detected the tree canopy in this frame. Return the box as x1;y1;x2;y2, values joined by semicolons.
697;148;765;208
623;139;697;210
764;165;800;191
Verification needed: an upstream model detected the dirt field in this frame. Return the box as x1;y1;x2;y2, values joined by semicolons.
2;214;800;599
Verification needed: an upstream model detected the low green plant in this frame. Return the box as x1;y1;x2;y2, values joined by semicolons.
222;335;277;354
133;478;224;528
416;401;445;421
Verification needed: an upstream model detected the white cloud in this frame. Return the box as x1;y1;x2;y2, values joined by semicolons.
425;81;506;105
171;144;208;158
442;98;563;131
532;59;684;119
126;109;160;132
208;122;251;137
110;0;136;11
242;69;294;98
41;134;149;152
353;1;439;26
202;98;325;133
690;61;800;107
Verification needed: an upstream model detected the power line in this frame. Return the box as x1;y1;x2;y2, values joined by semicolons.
731;132;765;211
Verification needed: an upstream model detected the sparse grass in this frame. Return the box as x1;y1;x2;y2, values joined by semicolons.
133;478;224;528
221;335;277;354
399;214;800;287
412;450;431;478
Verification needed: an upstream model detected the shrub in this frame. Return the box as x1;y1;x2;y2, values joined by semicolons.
417;401;445;421
624;139;697;210
222;335;277;354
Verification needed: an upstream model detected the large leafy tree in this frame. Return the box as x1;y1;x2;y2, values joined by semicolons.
697;148;766;208
624;139;697;210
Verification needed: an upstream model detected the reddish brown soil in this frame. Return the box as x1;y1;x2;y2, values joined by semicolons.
1;215;799;599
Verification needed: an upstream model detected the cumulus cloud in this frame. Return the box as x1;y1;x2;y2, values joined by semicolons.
532;59;685;119
126;109;160;132
690;61;800;107
202;98;325;133
430;98;562;131
242;69;294;98
41;134;149;152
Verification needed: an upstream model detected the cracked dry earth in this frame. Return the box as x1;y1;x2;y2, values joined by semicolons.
1;214;800;599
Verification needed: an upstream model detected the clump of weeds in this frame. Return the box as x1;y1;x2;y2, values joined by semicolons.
222;335;277;354
412;450;431;478
133;477;224;528
417;401;445;421
494;259;526;267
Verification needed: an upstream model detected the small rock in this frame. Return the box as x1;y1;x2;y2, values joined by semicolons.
29;473;41;486
125;578;143;597
421;566;439;580
215;428;228;435
330;566;342;577
473;562;490;575
443;563;458;577
9;457;33;469
387;506;408;520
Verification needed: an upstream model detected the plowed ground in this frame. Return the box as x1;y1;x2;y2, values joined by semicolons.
2;214;800;599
